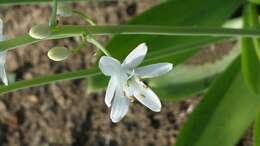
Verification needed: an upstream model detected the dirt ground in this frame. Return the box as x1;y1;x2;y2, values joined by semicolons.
0;1;252;146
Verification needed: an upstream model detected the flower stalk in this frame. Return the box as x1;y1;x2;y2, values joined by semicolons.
87;35;111;56
2;25;260;52
49;0;58;28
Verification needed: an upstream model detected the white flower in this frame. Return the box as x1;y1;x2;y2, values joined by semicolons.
0;18;8;86
99;43;173;123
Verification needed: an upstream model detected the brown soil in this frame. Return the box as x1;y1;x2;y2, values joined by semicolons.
0;1;251;146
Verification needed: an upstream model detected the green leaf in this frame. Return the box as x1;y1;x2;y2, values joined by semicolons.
248;3;260;62
241;4;260;94
249;0;260;5
175;57;260;146
254;109;260;146
108;0;240;62
150;45;240;101
0;68;100;95
88;0;241;93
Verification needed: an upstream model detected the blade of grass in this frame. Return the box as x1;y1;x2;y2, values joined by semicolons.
175;56;260;146
241;3;260;94
248;3;260;61
0;68;100;95
150;44;240;101
254;109;260;146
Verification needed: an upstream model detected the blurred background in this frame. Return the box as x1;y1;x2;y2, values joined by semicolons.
0;1;251;146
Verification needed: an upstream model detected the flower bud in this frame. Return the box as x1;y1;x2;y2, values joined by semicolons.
47;46;70;61
29;24;51;39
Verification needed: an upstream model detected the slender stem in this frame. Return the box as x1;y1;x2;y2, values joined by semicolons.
50;0;58;28
2;25;260;52
87;35;111;56
70;9;111;56
71;9;96;26
0;68;100;95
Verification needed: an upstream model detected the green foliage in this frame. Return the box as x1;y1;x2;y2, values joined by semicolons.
88;0;241;99
241;4;260;94
249;0;260;4
0;68;100;95
248;3;260;61
254;109;260;146
150;46;240;101
175;57;260;146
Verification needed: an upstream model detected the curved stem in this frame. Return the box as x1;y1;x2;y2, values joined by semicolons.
87;35;111;56
71;9;96;26
1;25;260;52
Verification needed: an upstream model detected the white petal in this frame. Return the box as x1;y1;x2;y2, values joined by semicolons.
0;51;6;64
110;89;130;123
0;20;7;86
105;77;117;107
0;18;3;36
0;64;8;86
122;43;147;69
135;63;173;78
99;56;121;76
133;80;161;112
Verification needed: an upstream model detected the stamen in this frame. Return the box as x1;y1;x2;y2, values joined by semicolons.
128;96;135;102
139;94;145;99
123;91;127;97
142;83;148;89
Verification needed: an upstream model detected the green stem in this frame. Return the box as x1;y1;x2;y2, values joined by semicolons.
2;25;260;52
69;11;110;56
0;68;100;95
50;0;58;28
71;9;96;26
87;35;111;56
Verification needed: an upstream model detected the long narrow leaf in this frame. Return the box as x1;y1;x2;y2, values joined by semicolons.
248;3;260;61
150;45;240;101
254;109;260;146
241;4;260;94
175;57;260;146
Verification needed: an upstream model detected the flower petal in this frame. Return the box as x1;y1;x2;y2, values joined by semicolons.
135;63;173;78
0;19;8;86
122;43;147;69
105;77;117;107
0;64;8;86
99;56;121;76
110;89;130;123
133;79;161;112
0;18;3;35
